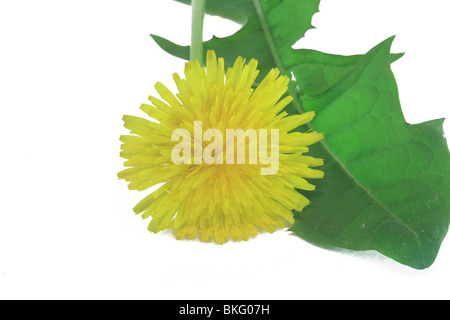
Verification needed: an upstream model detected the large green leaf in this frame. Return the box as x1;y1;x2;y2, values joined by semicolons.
151;0;450;269
291;38;450;270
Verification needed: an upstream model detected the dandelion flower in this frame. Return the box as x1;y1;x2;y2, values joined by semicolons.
119;51;324;243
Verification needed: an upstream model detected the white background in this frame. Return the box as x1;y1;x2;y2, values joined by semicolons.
0;0;449;300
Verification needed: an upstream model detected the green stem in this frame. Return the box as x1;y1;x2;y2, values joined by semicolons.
190;0;206;65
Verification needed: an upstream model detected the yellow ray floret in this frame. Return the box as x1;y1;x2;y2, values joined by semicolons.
119;50;324;244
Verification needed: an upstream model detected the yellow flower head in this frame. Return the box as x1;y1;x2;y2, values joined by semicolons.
119;51;323;243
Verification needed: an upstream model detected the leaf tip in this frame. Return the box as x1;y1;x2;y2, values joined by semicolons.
390;52;405;63
382;35;396;49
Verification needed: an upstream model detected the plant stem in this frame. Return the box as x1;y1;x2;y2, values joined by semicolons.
190;0;206;65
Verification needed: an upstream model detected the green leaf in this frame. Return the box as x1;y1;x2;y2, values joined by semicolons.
152;0;402;96
290;38;450;270
152;0;450;269
152;0;364;84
